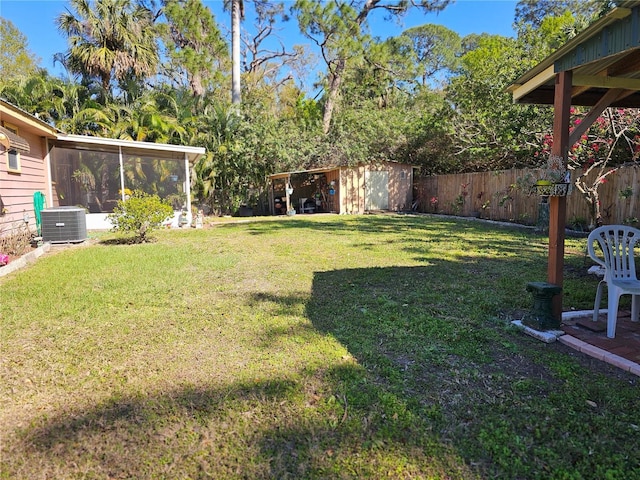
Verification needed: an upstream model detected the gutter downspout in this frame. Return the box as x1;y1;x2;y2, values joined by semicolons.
45;138;53;206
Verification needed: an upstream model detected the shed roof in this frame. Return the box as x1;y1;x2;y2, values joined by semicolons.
269;161;415;180
269;166;340;180
506;1;640;107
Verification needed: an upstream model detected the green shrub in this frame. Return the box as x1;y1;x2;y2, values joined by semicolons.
107;191;174;243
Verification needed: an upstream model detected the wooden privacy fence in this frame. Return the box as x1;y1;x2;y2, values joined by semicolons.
413;165;639;228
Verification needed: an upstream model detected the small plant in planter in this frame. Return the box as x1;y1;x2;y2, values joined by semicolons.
623;216;639;227
619;186;634;199
535;155;570;196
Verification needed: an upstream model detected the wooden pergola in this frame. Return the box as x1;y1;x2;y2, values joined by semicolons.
506;0;640;320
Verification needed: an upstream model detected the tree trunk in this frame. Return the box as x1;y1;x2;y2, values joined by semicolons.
322;58;345;134
190;72;204;97
321;0;377;134
231;0;242;104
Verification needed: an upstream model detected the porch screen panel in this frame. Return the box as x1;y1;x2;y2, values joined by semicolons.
122;153;186;210
50;146;120;212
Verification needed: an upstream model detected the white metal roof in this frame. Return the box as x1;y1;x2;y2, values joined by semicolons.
55;134;206;164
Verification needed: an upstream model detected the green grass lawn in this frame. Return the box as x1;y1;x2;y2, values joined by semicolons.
1;214;638;479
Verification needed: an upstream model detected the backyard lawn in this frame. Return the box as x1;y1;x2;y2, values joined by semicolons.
1;214;638;479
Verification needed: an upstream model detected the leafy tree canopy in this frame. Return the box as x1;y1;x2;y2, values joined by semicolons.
160;0;228;97
0;18;41;81
400;23;461;86
514;0;611;29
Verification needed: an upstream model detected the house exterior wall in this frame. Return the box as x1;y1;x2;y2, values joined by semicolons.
339;162;413;214
0;122;51;234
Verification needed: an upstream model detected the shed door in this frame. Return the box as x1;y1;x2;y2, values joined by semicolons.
365;171;389;211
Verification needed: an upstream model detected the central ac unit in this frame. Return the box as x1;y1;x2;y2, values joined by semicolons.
40;207;87;243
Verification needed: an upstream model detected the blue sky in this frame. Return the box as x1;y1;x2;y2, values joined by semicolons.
1;0;518;80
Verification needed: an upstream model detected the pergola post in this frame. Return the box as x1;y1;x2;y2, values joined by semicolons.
285;175;292;213
548;71;572;320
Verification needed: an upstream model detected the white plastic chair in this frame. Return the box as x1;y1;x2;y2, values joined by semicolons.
587;225;640;338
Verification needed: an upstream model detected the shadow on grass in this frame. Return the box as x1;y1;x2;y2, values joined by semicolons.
10;365;475;478
305;266;640;479
5;258;536;478
240;213;537;238
242;214;552;268
99;236;158;245
244;260;639;477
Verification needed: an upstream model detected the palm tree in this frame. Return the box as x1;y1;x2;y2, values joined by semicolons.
56;0;159;98
0;71;103;134
231;0;243;104
111;91;185;143
0;71;52;115
192;103;243;213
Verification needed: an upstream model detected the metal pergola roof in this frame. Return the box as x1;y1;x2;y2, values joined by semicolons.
507;1;640;107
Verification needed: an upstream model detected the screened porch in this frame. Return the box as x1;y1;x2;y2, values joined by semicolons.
49;135;205;229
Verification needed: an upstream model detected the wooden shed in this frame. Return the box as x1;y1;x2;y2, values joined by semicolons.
268;161;414;215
